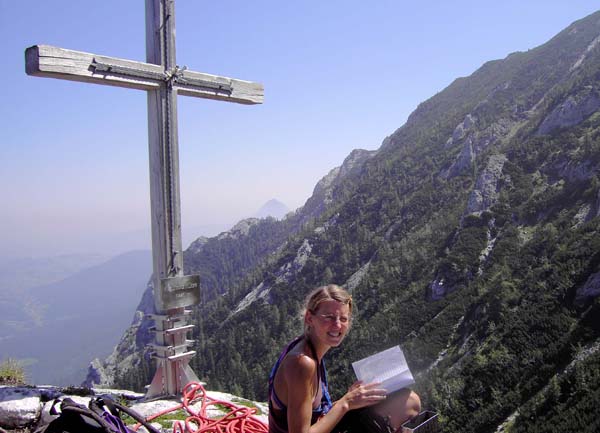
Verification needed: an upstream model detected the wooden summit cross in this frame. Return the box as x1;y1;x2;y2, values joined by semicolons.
25;0;263;399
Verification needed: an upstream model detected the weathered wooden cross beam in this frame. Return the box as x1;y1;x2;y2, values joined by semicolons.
25;45;262;104
25;0;263;399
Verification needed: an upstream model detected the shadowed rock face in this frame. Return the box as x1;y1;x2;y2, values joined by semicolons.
442;95;516;180
466;154;508;215
575;272;600;306
537;88;600;135
300;148;378;223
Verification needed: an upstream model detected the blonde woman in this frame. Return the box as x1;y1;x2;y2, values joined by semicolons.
268;285;421;433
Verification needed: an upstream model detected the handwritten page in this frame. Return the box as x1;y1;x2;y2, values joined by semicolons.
352;345;415;394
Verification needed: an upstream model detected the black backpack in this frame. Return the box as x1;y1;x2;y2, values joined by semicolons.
35;396;161;433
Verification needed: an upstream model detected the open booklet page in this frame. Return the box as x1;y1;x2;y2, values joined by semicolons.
351;345;415;394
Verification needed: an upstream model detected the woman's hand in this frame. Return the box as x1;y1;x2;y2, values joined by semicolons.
340;381;387;411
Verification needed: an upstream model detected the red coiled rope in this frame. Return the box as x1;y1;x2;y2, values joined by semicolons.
135;382;269;433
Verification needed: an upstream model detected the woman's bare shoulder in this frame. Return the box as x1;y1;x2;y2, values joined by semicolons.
281;352;318;383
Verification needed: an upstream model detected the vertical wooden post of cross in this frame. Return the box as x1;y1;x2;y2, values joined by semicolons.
146;0;182;287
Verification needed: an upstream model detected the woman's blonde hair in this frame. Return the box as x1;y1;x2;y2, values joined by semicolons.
303;284;352;334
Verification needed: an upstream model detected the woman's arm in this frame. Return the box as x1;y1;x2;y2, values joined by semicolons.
310;381;387;433
284;354;321;433
285;355;387;433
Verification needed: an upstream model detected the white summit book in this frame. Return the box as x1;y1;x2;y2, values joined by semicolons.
352;345;415;394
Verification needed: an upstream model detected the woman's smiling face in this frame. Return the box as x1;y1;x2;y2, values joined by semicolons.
307;299;351;348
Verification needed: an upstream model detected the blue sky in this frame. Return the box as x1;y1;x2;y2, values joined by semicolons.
1;1;597;259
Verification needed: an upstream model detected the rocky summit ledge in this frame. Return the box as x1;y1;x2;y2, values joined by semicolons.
0;385;268;432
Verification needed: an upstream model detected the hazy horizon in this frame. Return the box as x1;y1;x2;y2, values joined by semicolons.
0;199;286;260
2;0;597;260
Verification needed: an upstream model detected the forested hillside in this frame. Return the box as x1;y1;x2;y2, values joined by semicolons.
95;10;600;433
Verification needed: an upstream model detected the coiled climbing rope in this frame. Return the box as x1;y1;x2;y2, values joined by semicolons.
135;382;269;433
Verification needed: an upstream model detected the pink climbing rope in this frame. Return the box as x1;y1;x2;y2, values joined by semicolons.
135;382;269;433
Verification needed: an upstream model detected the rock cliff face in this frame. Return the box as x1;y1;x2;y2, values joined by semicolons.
466;154;508;215
233;238;313;314
299;148;378;224
537;87;600;135
443;97;517;179
575;272;600;306
217;218;261;240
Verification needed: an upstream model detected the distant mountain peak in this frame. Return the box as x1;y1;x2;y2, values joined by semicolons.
254;199;289;220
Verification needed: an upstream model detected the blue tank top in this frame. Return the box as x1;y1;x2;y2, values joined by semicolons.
268;336;333;433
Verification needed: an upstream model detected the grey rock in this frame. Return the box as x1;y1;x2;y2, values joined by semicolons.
435;154;506;299
573;204;592;227
537;89;600;135
575;272;600;306
570;34;600;71
344;262;371;292
557;159;596;183
451;114;476;143
445;137;475;178
218;218;260;240
84;358;109;389
234;281;271;314
466;154;508;214
443;116;513;179
234;239;313;313
441;114;476;178
380;135;394;150
430;278;447;301
129;398;182;418
338;149;377;178
0;386;42;429
302;148;377;223
187;236;209;254
0;385;108;429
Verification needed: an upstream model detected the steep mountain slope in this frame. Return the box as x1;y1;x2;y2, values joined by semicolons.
97;11;600;433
